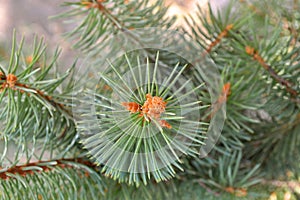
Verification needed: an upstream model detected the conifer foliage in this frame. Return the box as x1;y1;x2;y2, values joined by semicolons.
0;0;300;199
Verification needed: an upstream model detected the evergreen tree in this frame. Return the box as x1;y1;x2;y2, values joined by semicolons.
0;0;299;199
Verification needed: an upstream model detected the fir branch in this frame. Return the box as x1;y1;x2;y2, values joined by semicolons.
188;150;262;192
1;0;299;198
0;33;79;169
246;109;300;165
58;0;174;52
0;158;105;200
245;46;298;97
0;73;72;118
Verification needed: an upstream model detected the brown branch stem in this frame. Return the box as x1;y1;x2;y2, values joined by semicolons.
245;46;298;97
15;82;73;117
0;73;73;118
0;158;96;180
202;24;234;57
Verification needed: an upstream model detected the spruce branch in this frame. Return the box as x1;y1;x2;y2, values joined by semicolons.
246;112;300;164
0;33;75;127
245;46;298;97
57;0;174;52
0;33;78;171
202;24;234;57
0;158;95;180
190;150;262;195
0;73;72;118
0;158;105;200
0;0;299;198
184;1;250;59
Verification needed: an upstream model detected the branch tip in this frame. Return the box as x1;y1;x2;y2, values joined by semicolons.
122;94;171;129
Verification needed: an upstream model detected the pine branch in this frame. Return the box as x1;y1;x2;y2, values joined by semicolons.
57;0;174;52
0;33;79;173
0;158;105;200
0;73;72;118
0;0;299;198
246;112;300;164
181;149;262;198
0;158;95;180
245;46;298;97
0;33;76;131
202;24;234;56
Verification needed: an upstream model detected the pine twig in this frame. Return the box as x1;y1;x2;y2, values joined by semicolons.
202;24;234;56
245;46;298;97
0;158;96;180
80;0;172;69
0;72;73;118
